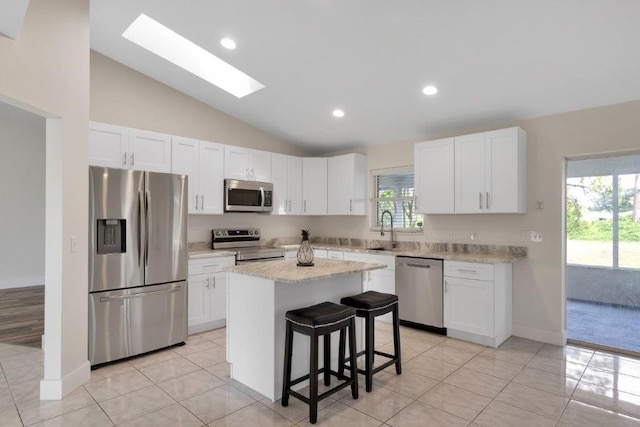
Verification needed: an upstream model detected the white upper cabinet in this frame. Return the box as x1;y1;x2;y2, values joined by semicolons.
224;146;271;182
302;157;328;215
484;127;527;213
415;138;455;214
287;156;303;215
172;136;224;215
455;127;526;214
328;153;367;215
454;132;486;213
415;126;526;215
171;136;200;213
271;154;303;215
250;149;272;182
88;122;129;169
89;122;171;173
127;129;172;173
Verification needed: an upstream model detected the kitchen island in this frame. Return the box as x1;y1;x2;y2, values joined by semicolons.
226;258;385;402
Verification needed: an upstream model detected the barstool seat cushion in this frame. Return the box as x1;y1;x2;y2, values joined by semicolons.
286;301;356;328
341;291;398;310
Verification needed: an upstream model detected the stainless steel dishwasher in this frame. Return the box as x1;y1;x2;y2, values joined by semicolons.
395;257;446;334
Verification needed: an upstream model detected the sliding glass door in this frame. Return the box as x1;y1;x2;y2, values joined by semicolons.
566;155;640;353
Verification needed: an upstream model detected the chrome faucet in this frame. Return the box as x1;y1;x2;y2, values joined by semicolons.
380;210;396;249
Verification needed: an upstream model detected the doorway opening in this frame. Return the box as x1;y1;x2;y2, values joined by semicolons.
566;154;640;354
0;101;45;348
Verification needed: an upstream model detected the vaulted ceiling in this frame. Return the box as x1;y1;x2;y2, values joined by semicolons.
91;1;640;153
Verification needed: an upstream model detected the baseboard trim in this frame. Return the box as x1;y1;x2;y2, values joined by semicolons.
188;319;226;335
40;360;91;400
0;276;45;290
512;323;566;346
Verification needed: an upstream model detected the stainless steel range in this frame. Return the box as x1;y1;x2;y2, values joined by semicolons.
212;228;284;264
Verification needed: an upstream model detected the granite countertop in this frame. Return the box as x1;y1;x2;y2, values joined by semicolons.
279;243;525;264
189;249;237;259
227;258;386;284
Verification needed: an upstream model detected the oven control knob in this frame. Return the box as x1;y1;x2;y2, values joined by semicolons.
249;230;254;235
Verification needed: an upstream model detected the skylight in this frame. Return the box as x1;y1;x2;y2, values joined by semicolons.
122;14;264;98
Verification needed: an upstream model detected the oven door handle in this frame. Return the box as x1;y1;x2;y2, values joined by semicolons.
260;186;265;208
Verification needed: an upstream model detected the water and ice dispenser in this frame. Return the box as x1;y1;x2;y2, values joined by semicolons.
96;219;126;254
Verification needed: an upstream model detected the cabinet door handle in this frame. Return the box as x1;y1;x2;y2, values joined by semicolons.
213;276;216;289
251;168;255;180
479;192;483;209
304;200;307;213
457;268;477;274
123;152;128;166
195;194;199;210
245;168;250;179
130;153;135;166
201;195;204;210
445;280;448;293
486;192;490;209
350;199;353;212
206;277;210;289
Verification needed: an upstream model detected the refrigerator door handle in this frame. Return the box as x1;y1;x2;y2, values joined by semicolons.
138;191;143;266
145;190;150;267
99;285;182;302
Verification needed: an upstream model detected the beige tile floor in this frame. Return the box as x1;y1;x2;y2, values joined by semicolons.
3;324;640;426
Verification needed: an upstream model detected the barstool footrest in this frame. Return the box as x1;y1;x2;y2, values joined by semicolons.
287;370;356;403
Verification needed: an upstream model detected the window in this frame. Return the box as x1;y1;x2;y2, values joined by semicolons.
566;155;640;269
371;167;423;232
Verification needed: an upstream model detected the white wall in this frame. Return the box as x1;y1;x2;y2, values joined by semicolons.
0;102;45;289
314;100;640;345
0;0;90;399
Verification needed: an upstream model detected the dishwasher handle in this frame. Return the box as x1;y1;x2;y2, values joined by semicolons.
397;262;431;269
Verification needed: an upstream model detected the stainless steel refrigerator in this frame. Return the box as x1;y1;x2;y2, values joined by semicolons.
88;166;188;366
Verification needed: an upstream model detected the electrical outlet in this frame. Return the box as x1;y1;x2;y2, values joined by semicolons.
535;201;544;211
530;231;543;242
521;231;544;242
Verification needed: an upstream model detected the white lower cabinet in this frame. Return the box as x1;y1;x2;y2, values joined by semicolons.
343;252;395;323
314;249;328;259
188;256;235;334
443;260;512;347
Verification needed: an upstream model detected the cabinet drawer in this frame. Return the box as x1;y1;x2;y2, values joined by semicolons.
189;257;234;274
444;261;494;281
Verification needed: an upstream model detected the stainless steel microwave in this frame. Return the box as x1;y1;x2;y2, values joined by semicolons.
224;179;273;212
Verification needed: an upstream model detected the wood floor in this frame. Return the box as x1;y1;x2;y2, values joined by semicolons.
0;285;44;347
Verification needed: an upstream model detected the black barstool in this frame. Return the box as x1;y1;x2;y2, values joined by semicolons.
339;290;401;392
281;301;359;424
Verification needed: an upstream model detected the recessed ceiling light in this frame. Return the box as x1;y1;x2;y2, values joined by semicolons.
422;85;438;96
220;38;236;50
332;109;345;118
122;14;264;98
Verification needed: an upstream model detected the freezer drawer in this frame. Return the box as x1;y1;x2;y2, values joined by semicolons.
89;281;187;366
